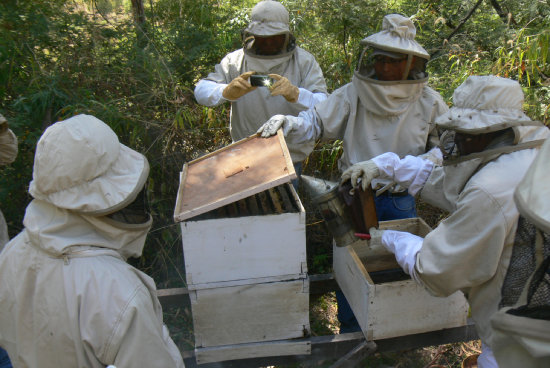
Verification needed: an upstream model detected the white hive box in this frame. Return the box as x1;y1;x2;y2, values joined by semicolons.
334;218;470;341
174;132;310;364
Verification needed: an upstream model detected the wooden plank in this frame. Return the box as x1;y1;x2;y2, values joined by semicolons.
257;190;272;214
268;187;284;214
369;280;469;340
157;273;339;309
277;184;294;212
181;323;478;368
245;195;260;216
181;213;306;286
276;129;295;178
191;279;310;347
173;165;188;222
333;241;373;338
195;339;311;364
174;134;297;222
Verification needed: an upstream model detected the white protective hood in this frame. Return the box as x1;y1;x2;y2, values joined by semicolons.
435;75;532;134
360;14;430;60
514;137;550;234
243;1;296;74
29;114;149;216
244;0;290;37
0;113;18;165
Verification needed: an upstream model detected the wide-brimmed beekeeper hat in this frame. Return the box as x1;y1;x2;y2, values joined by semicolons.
360;14;430;60
244;0;290;37
435;75;533;134
29;114;149;216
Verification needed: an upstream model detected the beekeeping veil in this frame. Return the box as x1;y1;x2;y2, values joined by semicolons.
421;75;545;212
351;14;432;116
242;0;296;74
355;14;430;82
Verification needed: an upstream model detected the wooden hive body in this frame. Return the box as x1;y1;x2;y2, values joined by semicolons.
174;133;310;364
333;218;470;340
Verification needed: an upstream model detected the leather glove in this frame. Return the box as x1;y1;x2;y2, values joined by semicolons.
257;114;292;137
269;74;299;103
340;160;380;191
222;71;257;100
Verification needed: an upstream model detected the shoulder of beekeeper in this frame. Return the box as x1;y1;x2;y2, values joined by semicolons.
0;113;18;165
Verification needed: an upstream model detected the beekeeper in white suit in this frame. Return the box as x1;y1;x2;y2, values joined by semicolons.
490;137;550;367
346;76;549;367
0;115;184;368
0;113;17;368
194;0;327;170
258;13;448;332
0;113;17;251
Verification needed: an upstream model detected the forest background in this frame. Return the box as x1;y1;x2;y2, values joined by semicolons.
1;0;550;366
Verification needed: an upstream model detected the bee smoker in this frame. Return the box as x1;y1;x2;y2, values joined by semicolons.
301;175;357;247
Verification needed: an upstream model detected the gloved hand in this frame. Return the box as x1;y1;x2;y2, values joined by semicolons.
269;74;299;103
368;227;385;248
340;160;380;191
370;227;423;277
222;71;257;100
418;147;443;166
257;114;294;137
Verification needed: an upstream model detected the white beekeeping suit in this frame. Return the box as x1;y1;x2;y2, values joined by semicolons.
490;137;550;367
0;115;184;368
354;76;549;367
0;113;18;251
258;12;449;334
194;0;328;164
259;13;448;175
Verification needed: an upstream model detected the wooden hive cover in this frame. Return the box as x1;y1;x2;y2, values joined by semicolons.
174;131;296;222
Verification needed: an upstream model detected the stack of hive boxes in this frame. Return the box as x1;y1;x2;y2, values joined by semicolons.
174;132;310;364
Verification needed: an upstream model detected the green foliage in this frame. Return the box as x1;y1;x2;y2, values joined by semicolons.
1;0;550;290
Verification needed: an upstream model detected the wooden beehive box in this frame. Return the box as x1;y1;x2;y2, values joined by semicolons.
174;132;310;364
333;217;470;341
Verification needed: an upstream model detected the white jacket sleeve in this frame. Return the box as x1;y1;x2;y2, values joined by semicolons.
105;285;185;368
194;79;228;107
372;151;437;196
0;128;18;165
296;88;327;110
283;108;323;145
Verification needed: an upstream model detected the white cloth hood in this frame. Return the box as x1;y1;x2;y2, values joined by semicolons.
361;14;429;59
29;114;149;215
514;137;550;233
245;0;290;36
23;199;152;259
435;76;531;133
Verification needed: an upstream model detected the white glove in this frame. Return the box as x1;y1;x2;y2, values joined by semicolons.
257;114;292;137
371;152;435;196
370;227;423;277
368;227;385;248
340;160;380;191
417;147;443;166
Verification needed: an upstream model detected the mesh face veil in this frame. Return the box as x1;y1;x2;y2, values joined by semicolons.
355;46;428;81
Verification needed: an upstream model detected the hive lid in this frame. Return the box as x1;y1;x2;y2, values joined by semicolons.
174;131;296;222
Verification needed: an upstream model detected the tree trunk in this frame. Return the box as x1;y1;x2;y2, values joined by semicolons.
131;0;147;48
